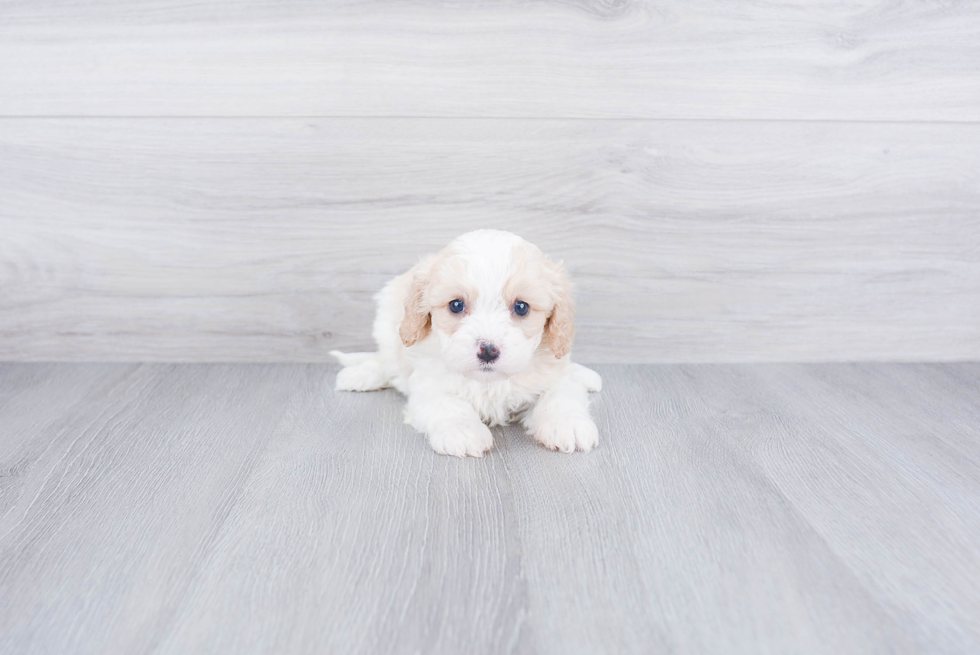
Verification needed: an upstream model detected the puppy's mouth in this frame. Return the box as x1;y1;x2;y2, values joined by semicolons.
468;362;509;381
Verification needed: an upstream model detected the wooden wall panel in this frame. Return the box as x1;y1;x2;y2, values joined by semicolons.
0;1;978;120
2;118;977;362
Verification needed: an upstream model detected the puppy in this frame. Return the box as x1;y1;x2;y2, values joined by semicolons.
331;230;601;457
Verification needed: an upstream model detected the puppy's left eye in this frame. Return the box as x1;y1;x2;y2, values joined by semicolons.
513;300;529;316
449;299;466;314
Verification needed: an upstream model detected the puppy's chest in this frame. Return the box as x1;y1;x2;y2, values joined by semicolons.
456;380;540;426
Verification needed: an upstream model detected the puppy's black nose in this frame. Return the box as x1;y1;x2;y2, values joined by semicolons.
477;341;500;363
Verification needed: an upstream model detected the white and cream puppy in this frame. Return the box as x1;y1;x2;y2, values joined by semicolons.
331;229;601;458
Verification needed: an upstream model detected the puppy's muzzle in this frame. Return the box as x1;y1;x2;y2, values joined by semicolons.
477;341;500;364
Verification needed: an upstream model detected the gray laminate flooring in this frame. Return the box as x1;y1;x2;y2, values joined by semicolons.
1;363;978;654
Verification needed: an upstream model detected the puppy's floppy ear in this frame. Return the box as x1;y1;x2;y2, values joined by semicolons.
399;258;434;347
544;259;575;359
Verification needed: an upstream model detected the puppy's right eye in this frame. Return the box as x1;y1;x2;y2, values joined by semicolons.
449;299;466;314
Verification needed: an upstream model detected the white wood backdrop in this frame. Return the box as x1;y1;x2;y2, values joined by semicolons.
0;0;978;363
2;1;979;120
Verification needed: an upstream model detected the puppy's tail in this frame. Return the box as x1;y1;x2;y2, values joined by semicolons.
330;350;391;392
329;350;376;367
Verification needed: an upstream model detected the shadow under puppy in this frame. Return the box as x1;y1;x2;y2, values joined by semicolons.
332;229;601;457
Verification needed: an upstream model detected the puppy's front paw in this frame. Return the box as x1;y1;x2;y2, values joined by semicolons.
428;420;494;458
532;413;598;454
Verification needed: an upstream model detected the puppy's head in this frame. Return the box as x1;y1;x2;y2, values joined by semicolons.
399;230;574;381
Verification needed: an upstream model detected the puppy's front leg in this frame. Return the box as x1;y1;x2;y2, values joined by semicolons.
406;392;494;458
523;372;599;453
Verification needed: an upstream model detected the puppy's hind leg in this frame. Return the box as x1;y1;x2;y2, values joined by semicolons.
330;351;390;392
569;363;602;392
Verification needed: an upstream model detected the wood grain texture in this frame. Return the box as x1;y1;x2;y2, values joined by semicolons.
1;1;979;120
0;363;978;654
2;118;978;363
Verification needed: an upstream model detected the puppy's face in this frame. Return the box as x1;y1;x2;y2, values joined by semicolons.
399;232;574;381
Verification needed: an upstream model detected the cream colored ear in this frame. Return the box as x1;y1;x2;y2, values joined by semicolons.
399;259;433;347
544;261;575;358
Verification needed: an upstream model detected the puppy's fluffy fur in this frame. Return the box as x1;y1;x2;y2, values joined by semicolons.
332;230;601;457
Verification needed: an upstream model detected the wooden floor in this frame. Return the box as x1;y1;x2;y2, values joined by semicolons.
1;363;978;654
